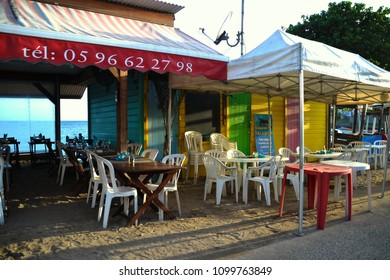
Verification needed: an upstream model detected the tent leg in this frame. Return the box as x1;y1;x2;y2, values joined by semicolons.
297;69;305;236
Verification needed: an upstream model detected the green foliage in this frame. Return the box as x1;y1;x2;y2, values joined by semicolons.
286;1;390;70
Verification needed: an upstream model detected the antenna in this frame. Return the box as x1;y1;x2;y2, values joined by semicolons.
199;1;245;55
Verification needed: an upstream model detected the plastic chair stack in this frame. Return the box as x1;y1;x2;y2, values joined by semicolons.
184;131;205;184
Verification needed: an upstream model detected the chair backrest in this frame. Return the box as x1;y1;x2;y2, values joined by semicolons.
205;149;226;159
0;145;10;162
184;131;204;153
336;151;352;160
374;140;387;146
260;155;281;181
201;154;220;180
155;153;186;185
296;146;312;154
210;133;237;151
202;154;232;180
331;143;345;152
350;141;371;148
141;149;159;160
95;155;119;193
127;143;143;155
351;150;368;163
278;147;297;163
226;149;246;159
350;141;373;155
86;150;99;177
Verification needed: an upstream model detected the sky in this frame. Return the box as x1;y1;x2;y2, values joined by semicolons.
169;0;389;59
5;0;388;121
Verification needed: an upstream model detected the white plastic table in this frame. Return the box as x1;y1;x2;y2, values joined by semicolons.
321;159;372;211
220;156;288;203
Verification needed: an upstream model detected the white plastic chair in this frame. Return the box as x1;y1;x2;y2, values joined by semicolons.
373;140;387;169
349;141;375;166
204;149;227;159
210;133;237;152
140;148;159;160
0;156;5;225
56;142;78;186
279;147;297;163
201;154;238;205
0;145;11;191
184;131;205;184
145;153;186;221
244;155;281;205
296;146;312;154
226;149;246;192
86;150;103;208
96;155;138;228
127;143;143;155
276;160;299;201
336;151;353;160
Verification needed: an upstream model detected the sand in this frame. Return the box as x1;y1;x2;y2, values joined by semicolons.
0;161;389;260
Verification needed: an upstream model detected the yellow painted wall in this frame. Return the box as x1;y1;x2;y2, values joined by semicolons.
251;94;329;153
179;92;329;180
303;101;329;151
251;94;285;154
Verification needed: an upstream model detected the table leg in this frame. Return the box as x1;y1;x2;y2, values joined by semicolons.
367;170;372;212
307;174;318;209
127;171;176;226
278;170;288;217
242;163;248;204
316;174;329;230
345;173;353;221
194;155;199;184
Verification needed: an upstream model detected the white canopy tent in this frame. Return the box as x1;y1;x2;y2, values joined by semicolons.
171;29;390;235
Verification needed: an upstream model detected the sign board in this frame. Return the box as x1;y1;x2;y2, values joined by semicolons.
255;114;275;156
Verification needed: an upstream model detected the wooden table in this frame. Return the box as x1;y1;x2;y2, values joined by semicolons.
279;163;353;230
107;158;182;226
28;138;54;164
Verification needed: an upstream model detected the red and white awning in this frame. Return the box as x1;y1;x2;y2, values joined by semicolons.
0;0;228;80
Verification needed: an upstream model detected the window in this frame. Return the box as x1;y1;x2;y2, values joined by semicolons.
185;92;220;140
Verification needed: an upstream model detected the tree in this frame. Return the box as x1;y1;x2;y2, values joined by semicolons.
286;1;390;70
149;72;184;156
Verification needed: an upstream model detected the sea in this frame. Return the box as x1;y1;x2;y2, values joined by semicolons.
0;120;88;152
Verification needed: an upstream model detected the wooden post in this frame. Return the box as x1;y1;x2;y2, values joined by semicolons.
115;69;128;153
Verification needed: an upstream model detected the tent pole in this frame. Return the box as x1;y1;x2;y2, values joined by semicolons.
267;93;271;155
168;87;172;155
297;69;305;236
332;102;336;147
380;115;390;197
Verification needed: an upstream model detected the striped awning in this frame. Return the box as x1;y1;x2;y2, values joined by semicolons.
0;0;228;80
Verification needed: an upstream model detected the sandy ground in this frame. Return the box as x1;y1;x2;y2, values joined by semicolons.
1;160;389;260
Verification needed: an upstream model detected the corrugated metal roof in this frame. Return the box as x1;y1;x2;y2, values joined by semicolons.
0;81;86;99
107;0;184;14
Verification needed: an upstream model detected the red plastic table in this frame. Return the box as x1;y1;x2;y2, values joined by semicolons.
279;163;353;229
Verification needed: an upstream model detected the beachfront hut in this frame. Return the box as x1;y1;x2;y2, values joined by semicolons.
0;0;228;155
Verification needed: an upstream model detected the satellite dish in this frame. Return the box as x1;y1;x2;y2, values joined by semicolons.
214;11;233;45
199;10;241;47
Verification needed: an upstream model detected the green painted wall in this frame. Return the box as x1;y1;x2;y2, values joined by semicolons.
228;93;251;155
